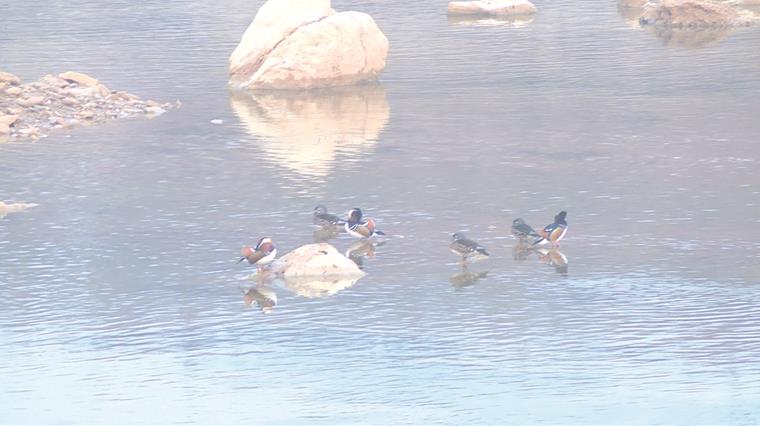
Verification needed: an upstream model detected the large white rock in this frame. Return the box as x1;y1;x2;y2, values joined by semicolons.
229;0;388;90
274;243;365;278
229;0;333;80
448;0;537;16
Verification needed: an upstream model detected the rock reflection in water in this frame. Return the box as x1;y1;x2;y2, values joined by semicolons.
447;14;535;27
230;84;389;180
280;275;363;298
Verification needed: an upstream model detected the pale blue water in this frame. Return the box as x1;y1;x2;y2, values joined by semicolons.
1;0;760;424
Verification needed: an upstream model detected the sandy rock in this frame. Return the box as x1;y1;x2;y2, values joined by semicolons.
16;96;46;107
40;74;69;88
95;84;111;97
273;243;365;278
145;106;166;116
448;0;537;16
0;201;38;218
0;114;19;134
229;0;388;90
59;71;99;87
0;71;20;85
5;71;171;140
639;0;746;27
230;0;333;79
78;110;95;119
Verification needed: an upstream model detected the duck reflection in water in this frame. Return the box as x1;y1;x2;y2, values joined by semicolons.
240;281;278;314
450;266;489;289
345;239;383;270
512;243;569;274
313;227;341;243
536;248;569;274
313;205;347;242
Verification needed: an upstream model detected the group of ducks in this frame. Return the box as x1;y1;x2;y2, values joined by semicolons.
239;205;568;271
238;206;386;271
450;210;568;264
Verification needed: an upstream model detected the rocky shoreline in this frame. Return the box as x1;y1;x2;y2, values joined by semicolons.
0;71;173;140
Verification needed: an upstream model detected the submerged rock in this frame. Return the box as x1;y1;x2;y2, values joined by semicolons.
0;201;38;218
447;13;535;27
229;0;388;90
639;0;748;27
448;0;537;16
0;70;173;140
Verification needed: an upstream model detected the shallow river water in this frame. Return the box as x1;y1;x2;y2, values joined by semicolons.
2;0;760;424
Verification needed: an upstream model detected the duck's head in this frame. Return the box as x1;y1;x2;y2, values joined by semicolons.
555;211;567;223
452;232;466;241
313;205;328;216
255;237;274;251
513;218;526;226
347;208;363;224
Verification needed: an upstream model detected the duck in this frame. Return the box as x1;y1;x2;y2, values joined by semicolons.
313;204;345;229
238;237;277;271
344;208;385;239
511;217;541;241
450;232;490;264
533;211;568;247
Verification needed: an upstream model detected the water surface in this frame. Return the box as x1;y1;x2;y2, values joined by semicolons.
2;0;760;424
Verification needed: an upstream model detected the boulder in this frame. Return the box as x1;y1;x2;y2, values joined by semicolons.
274;243;365;278
448;0;537;16
59;71;99;87
229;0;388;90
230;84;388;178
229;0;333;79
0;71;20;85
0;115;19;134
16;96;45;107
639;0;746;27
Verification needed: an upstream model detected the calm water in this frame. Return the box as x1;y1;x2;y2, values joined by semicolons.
2;0;760;424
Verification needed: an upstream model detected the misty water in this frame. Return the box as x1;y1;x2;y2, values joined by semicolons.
2;0;760;424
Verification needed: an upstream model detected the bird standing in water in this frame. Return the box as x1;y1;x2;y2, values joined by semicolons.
313;205;345;229
533;211;568;247
239;237;277;272
511;217;541;241
449;232;490;265
345;208;385;239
